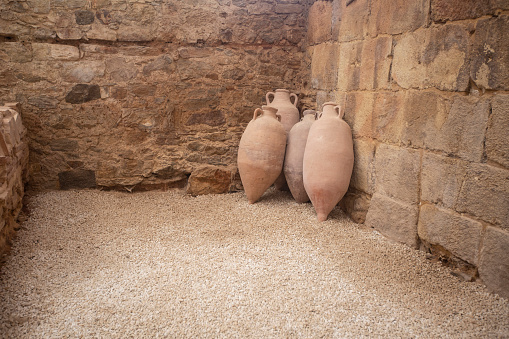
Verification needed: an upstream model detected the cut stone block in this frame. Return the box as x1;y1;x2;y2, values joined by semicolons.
336;40;362;91
392;24;469;91
457;163;509;229
374;144;420;204
310;43;340;90
365;193;419;248
369;0;429;36
359;36;393;90
431;0;502;22
307;1;333;45
32;43;80;61
470;16;509;91
479;226;509;299
372;91;405;144
337;0;370;42
343;91;375;138
418;204;483;265
421;152;468;209
486;94;509;168
350;138;376;194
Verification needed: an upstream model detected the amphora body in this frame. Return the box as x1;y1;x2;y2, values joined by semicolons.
284;110;316;203
238;106;287;204
303;103;354;221
266;89;300;190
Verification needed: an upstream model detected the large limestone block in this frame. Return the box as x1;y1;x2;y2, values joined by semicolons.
421;152;468;209
486;94;509;168
187;166;231;196
307;1;332;45
392;24;469;91
456;163;509;228
343;91;375;138
32;43;80;61
369;0;429;36
402;93;489;162
372;91;405;144
0;42;32;63
479;226;509;299
337;0;370;42
418;204;483;265
374;144;420;204
359;37;393;90
350;138;376;194
336;40;362;91
309;43;340;90
365;193;419;248
470;16;509;90
431;0;505;22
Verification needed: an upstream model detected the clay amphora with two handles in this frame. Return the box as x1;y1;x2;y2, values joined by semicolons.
266;89;300;190
303;102;354;221
237;106;287;204
283;110;317;203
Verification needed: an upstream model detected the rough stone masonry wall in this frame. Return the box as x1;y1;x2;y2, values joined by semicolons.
0;0;313;193
0;103;29;257
306;0;509;298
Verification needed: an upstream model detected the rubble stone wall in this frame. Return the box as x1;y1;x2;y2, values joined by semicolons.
0;103;29;257
0;0;314;193
306;0;509;298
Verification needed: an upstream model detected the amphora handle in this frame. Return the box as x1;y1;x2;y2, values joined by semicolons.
290;93;298;107
335;106;344;119
253;108;263;120
266;92;275;105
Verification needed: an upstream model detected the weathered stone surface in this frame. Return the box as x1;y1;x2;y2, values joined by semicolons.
186;111;226;127
418;204;483;265
350;138;375;194
75;10;95;25
359;36;393;90
486;94;509;168
337;0;369;42
186;166;231;196
62;61;106;83
365;193;419;248
374;143;420;204
470;16;509;90
274;4;303;14
372;91;405;143
50;138;79;152
456;163;509;228
27;96;59;109
339;191;371;224
369;0;429;36
142;56;173;76
479;226;509;299
105;58;138;81
58;169;96;190
392;24;470;91
307;1;332;45
432;0;503;22
336;40;362;91
86;23;117;41
402;93;489;162
343;91;374;138
0;43;32;63
309;43;340;90
421;152;468;209
65;84;101;104
32;43;80;61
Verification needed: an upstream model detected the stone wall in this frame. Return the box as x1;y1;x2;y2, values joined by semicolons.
0;103;29;257
306;0;509;298
0;0;313;192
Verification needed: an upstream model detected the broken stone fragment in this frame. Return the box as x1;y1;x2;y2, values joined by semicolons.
65;84;101;104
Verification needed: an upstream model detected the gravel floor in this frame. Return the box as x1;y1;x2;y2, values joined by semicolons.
0;189;508;338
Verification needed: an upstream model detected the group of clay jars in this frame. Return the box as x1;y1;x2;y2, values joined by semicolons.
237;89;354;222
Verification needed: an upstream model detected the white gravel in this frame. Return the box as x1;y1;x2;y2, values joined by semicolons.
0;188;508;338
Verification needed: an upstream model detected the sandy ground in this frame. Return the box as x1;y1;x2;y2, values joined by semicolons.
0;188;508;338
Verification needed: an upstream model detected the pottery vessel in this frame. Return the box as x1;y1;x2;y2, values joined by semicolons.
237;106;287;204
283;110;316;203
266;89;300;190
303;102;354;221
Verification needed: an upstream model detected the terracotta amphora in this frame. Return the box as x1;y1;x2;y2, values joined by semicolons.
283;110;316;203
238;106;287;204
266;89;300;190
303;102;354;221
